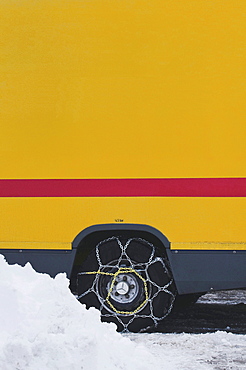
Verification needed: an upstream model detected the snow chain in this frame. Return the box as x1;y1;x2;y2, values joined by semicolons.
77;237;175;332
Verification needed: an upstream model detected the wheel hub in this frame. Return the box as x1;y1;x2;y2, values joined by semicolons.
109;273;139;304
115;281;129;295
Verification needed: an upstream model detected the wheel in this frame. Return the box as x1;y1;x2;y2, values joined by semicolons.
77;236;176;332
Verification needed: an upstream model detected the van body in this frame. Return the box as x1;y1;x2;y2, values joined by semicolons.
1;0;246;331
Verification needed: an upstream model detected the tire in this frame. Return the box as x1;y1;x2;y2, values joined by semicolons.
77;236;176;332
173;294;202;311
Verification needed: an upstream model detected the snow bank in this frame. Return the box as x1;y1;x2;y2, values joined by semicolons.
0;256;155;370
0;255;245;370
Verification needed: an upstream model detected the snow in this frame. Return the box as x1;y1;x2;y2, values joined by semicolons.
128;332;246;370
198;290;246;305
0;256;152;370
0;255;245;370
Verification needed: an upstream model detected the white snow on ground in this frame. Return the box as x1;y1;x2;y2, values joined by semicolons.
128;332;246;370
198;290;246;305
0;255;245;370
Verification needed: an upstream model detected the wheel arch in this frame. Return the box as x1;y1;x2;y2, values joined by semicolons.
69;223;171;293
72;223;170;250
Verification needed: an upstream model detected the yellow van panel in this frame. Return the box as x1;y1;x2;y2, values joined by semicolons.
0;0;246;179
0;1;246;250
0;196;245;249
0;241;71;250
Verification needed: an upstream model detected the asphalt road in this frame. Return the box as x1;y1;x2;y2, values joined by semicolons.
157;290;246;334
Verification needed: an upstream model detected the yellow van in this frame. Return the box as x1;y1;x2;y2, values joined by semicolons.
1;0;246;332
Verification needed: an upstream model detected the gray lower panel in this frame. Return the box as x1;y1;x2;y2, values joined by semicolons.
2;247;246;295
0;249;76;278
166;249;246;294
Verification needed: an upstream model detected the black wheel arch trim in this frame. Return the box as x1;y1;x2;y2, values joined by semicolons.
72;223;171;250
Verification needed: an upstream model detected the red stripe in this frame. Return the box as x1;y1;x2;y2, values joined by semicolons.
0;178;245;197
